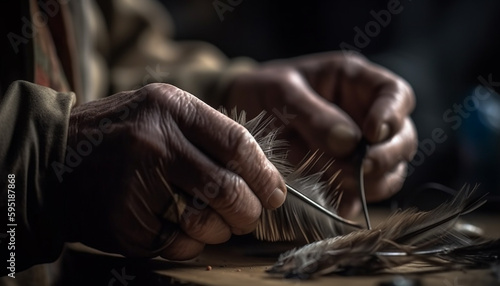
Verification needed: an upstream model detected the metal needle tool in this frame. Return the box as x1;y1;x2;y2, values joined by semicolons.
355;138;372;230
285;183;363;229
284;139;372;231
285;139;372;231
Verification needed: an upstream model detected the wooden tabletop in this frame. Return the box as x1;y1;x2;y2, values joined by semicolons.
64;209;500;286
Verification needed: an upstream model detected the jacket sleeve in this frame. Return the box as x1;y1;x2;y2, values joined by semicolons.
92;0;256;107
0;81;75;275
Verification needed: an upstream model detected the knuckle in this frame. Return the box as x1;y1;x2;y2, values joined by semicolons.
139;84;202;131
394;79;415;110
227;123;257;160
140;83;189;108
340;53;368;73
213;171;261;225
397;78;416;110
142;82;177;96
343;52;367;64
137;83;161;102
381;76;415;114
278;67;301;81
263;67;301;94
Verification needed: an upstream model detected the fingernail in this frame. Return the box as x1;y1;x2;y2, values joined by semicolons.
377;123;390;142
363;158;373;174
267;188;286;209
329;124;358;155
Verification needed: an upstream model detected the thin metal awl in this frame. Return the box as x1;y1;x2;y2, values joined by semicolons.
286;183;363;229
285;139;372;231
355;138;372;230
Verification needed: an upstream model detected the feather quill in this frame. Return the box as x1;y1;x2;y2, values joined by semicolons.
220;108;361;243
136;109;358;244
137;108;499;278
266;184;500;278
223;109;499;278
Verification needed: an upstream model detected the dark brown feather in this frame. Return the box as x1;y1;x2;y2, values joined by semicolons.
267;185;498;278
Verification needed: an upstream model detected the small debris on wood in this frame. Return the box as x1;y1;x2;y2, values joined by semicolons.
206;265;212;271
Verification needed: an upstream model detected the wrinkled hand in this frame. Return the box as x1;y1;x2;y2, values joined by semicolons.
61;83;286;260
225;52;417;218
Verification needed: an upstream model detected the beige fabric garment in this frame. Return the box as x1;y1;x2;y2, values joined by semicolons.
75;0;256;106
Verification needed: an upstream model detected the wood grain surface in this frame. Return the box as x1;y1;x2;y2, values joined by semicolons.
66;209;500;286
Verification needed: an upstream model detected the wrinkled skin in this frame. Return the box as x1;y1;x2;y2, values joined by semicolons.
62;52;417;260
225;52;417;218
62;83;286;260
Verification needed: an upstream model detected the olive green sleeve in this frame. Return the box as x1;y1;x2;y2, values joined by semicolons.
0;81;75;275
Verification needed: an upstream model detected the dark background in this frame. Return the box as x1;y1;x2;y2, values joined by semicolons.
160;0;500;209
